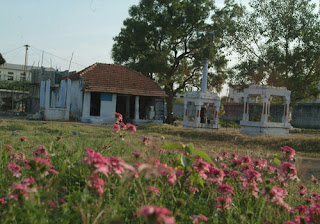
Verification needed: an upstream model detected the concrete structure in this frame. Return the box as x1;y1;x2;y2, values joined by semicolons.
37;63;167;124
0;63;55;82
240;85;291;136
182;59;221;129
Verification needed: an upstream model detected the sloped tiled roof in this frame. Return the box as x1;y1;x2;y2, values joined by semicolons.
63;63;167;97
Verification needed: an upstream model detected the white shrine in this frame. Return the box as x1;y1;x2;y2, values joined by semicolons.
182;59;221;129
240;85;291;136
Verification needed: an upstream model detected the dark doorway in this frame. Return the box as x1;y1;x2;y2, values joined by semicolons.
90;92;101;116
200;107;207;123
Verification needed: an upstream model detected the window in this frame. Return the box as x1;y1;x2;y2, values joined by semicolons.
8;72;14;75
20;77;26;81
8;76;14;80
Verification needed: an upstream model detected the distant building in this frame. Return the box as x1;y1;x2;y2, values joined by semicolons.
0;63;55;82
36;63;167;124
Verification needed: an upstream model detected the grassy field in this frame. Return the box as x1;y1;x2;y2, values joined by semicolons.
1;118;320;223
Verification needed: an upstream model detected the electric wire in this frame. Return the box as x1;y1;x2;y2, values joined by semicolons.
2;46;24;55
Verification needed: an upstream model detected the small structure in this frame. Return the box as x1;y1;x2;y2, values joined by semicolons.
182;59;220;129
240;85;291;136
37;63;167;124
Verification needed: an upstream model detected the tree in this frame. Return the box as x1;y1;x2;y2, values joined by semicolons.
112;0;229;122
224;0;320;104
0;53;5;65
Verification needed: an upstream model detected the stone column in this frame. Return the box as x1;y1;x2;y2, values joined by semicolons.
195;104;202;125
66;79;72;111
82;92;91;117
214;102;220;127
126;95;130;118
282;97;290;123
261;96;269;123
134;96;139;120
40;81;45;109
242;96;249;121
44;80;50;109
59;80;66;108
183;100;188;123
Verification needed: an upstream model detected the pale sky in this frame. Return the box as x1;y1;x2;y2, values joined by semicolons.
0;0;230;72
1;0;318;73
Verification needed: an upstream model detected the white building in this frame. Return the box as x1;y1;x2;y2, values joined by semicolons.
36;63;167;124
0;63;55;82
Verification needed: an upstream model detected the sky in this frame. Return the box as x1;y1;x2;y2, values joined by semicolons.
0;0;231;72
1;0;319;74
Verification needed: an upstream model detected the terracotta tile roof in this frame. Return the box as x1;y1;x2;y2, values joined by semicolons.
62;63;167;97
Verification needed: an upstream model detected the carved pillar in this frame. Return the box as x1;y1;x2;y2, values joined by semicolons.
134;96;139;120
183;100;188;122
214;102;220;127
44;80;50;109
195;104;202;125
242;96;249;121
261;95;269;123
282;97;290;123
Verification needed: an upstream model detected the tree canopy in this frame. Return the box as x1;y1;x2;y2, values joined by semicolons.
112;0;229;120
0;53;5;65
224;0;320;103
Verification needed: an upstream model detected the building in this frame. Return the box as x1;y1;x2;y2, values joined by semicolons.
0;63;55;82
36;63;167;124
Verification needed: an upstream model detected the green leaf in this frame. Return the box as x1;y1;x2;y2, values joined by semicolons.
161;142;184;150
193;150;213;164
185;143;194;155
273;158;281;165
190;174;196;185
180;154;190;168
196;175;204;187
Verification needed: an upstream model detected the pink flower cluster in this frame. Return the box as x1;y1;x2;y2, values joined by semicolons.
281;146;296;161
137;205;175;224
9;177;37;200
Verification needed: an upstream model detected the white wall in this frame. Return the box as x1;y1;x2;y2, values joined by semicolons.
81;92;117;124
69;79;83;119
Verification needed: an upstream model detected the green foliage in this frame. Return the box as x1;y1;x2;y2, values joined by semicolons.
112;0;229;116
221;0;320;103
0;80;31;91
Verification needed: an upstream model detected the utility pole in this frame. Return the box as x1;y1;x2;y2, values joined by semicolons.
22;44;29;113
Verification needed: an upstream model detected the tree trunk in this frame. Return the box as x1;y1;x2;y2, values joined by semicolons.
165;95;174;124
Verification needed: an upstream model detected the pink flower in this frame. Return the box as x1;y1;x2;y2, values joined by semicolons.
19;137;27;142
215;195;233;211
189;186;199;194
192;159;211;179
307;202;320;223
142;136;149;145
217;184;234;195
264;186;291;211
87;174;105;196
112;124;120;133
190;214;209;223
279;162;298;180
206;167;225;184
240;170;262;197
221;151;229;158
4;144;14;150
126;123;136;133
311;176;319;184
146;186;160;196
33;146;49;159
7;162;21;177
295;204;308;215
231;152;238;159
120;122;126;129
115;112;123;123
132;152;143;159
281;146;296;161
0;198;7;204
48;169;59;175
137;206;175;224
241;156;251;163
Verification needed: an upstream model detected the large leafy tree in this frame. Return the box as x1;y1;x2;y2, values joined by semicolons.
224;0;320;104
112;0;228;121
0;53;5;65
